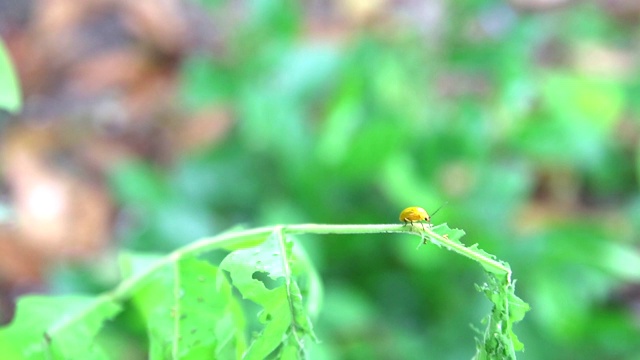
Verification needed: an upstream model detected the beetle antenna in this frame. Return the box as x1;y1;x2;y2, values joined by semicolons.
430;201;448;218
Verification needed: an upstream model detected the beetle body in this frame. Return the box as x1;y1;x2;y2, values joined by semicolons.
400;207;431;231
399;206;430;224
400;203;447;231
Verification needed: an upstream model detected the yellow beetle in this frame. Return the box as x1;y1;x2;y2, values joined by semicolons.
399;206;430;224
399;204;446;230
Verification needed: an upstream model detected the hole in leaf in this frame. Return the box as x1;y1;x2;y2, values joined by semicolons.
252;271;284;290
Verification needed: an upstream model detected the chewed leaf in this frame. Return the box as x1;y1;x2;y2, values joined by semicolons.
431;223;466;244
221;230;317;359
220;231;292;304
425;223;510;278
508;290;530;323
466;244;511;277
473;274;530;359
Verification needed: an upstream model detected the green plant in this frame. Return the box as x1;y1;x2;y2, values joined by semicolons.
0;222;528;359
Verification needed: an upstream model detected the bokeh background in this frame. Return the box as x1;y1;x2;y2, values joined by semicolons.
2;0;640;359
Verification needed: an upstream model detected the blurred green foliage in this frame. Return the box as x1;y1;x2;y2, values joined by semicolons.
0;38;21;114
100;1;640;359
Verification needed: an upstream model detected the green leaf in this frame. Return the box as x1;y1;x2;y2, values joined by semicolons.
507;284;530;324
0;39;21;113
431;223;466;244
0;295;121;360
473;275;530;359
221;230;316;359
426;223;512;278
131;256;246;359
